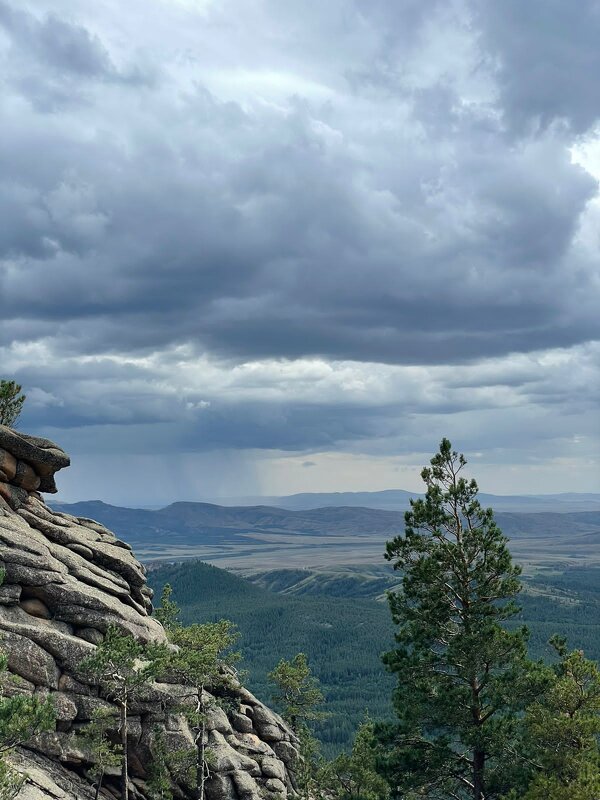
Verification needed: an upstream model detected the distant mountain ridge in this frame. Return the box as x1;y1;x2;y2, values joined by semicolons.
202;490;600;513
53;499;406;540
51;498;600;569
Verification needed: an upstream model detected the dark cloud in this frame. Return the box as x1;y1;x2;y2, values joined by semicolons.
0;2;153;112
0;3;113;77
0;0;598;494
475;0;600;134
0;87;596;364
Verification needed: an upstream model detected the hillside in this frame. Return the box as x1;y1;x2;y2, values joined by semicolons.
247;565;401;599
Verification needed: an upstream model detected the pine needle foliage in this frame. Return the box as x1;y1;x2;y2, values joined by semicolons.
0;382;25;428
269;653;328;800
378;439;546;800
0;569;55;797
510;636;600;799
79;625;167;800
77;708;122;800
155;585;241;800
268;653;326;732
322;717;389;800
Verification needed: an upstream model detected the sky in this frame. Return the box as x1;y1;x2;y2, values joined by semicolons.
0;0;599;505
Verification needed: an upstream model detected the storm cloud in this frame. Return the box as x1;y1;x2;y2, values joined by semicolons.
0;0;598;499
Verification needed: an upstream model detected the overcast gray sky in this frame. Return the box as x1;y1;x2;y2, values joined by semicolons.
1;0;599;504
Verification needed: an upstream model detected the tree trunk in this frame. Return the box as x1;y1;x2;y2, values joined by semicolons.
473;748;485;800
94;770;104;800
199;717;207;800
121;699;129;800
195;686;207;800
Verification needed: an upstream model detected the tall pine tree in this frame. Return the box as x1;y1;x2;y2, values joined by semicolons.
378;439;544;800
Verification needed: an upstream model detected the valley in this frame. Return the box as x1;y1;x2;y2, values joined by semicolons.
53;499;600;573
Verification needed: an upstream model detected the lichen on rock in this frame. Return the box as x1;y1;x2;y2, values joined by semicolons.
0;427;299;799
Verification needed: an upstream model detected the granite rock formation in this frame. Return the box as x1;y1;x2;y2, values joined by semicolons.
0;427;299;799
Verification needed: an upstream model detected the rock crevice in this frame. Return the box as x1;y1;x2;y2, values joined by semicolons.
0;428;299;800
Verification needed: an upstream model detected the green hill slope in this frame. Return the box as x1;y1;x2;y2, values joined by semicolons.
246;565;401;598
147;560;396;756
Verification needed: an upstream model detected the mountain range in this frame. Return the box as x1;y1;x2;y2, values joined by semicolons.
52;496;600;572
189;490;600;513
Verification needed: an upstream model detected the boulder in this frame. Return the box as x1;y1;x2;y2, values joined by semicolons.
209;731;261;776
265;778;286;794
227;733;275;757
0;670;35;697
47;692;78;724
0;426;69;474
206;774;237;800
231;770;262;800
261;756;286;782
231;711;254;733
57;673;93;696
206;704;233;734
272;741;299;769
243;706;288;742
8;749;98;799
75;627;104;645
0;448;17;481
0;482;28;510
66;543;94;560
28;731;87;765
0;583;21;605
0;606;95;667
69;694;116;721
0;632;60;688
20;598;51;619
12;461;41;492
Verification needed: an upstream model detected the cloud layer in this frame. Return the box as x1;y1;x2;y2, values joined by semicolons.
1;0;598;499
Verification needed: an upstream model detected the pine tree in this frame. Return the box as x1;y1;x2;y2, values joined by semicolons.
268;653;326;733
147;727;175;800
0;761;25;800
512;637;600;800
269;653;327;800
322;717;389;800
77;708;122;800
0;568;56;800
160;605;240;800
0;676;55;798
0;382;25;428
378;439;545;800
0;661;56;755
154;584;180;633
0;568;56;796
79;626;166;800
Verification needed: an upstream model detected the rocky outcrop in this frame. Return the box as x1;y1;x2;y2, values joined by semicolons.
0;426;70;498
0;428;299;800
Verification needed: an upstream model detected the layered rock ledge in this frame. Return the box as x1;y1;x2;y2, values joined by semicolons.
0;428;299;800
